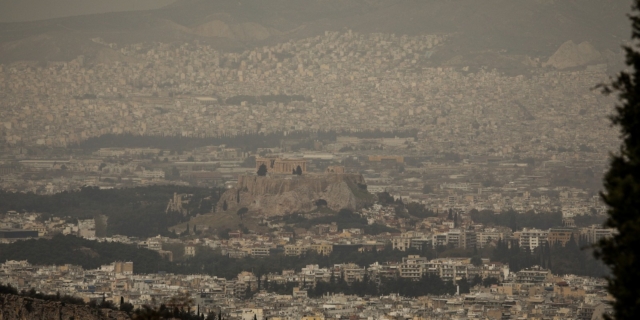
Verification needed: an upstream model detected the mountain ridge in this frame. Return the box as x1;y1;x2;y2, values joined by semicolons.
0;0;630;66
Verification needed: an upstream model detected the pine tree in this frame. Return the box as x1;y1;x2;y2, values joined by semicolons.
263;274;269;290
457;277;470;294
244;285;252;300
596;2;640;319
257;164;267;176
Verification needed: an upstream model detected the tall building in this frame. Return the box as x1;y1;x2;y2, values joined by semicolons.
516;228;548;251
460;230;477;249
581;225;615;244
114;261;133;274
77;219;96;239
548;228;578;247
399;255;428;280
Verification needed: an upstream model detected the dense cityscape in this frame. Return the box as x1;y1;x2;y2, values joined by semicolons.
0;0;635;319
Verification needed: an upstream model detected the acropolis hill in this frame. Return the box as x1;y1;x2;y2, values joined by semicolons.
216;172;374;217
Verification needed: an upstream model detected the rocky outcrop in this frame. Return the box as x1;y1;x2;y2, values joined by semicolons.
217;174;374;216
544;40;601;69
0;293;129;320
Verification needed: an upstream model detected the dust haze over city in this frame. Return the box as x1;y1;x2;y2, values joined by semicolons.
0;0;632;319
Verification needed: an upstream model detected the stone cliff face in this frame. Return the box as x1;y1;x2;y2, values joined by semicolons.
217;173;373;216
0;294;129;320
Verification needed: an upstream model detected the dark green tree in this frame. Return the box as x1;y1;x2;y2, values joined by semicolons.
171;166;180;179
244;285;253;300
295;165;303;175
595;5;640;320
237;207;248;220
120;301;134;313
596;2;640;319
263;274;269;290
457;277;470;294
257;164;267;176
376;192;395;204
482;277;499;288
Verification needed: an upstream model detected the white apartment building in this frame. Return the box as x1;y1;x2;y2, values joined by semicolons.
516;228;548;251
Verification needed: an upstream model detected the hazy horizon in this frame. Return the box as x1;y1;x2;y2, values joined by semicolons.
0;0;176;23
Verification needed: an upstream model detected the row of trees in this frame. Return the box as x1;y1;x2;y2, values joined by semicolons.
281;209;399;235
469;209;563;231
0;185;223;237
376;192;437;219
75;129;417;152
0;235;172;272
0;233;608;280
491;237;607;276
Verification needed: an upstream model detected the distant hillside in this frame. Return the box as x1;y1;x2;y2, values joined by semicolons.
0;0;630;65
0;0;175;23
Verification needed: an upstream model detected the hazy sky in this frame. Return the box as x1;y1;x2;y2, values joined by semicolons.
0;0;176;22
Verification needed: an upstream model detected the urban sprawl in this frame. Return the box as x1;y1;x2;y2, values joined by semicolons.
0;30;620;319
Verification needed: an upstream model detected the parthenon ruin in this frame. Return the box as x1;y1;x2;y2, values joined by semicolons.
256;157;307;174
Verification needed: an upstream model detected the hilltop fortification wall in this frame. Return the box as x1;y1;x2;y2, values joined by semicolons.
216;173;373;216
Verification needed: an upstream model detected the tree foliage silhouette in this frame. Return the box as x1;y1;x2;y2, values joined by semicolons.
237;207;248;220
597;2;640;319
257;164;267;176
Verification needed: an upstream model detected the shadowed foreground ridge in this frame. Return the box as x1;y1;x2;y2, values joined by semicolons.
0;292;129;320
